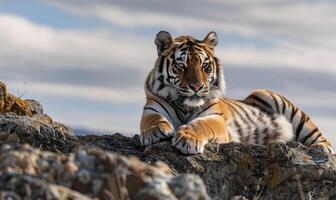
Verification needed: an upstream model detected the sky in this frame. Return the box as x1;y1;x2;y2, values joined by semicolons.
0;0;335;144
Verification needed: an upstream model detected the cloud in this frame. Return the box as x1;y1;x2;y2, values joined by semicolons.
5;80;144;104
0;13;153;103
0;13;155;72
219;43;336;73
37;1;336;74
45;1;336;43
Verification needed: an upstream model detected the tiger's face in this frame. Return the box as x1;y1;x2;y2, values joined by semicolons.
147;31;225;107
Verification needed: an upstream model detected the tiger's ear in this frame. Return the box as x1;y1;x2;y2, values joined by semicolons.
155;31;173;55
203;31;218;49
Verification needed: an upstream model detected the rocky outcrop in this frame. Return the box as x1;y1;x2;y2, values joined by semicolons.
0;143;209;200
0;81;335;199
79;135;336;199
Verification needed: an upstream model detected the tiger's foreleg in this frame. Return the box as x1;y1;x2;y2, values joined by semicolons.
140;100;175;146
172;114;229;154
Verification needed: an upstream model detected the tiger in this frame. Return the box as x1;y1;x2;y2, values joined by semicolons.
140;31;334;155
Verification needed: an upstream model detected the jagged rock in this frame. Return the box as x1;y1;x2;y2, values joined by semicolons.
0;113;77;152
3;128;334;199
0;143;209;200
80;134;336;200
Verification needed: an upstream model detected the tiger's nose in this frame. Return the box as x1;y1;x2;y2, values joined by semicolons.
189;83;204;92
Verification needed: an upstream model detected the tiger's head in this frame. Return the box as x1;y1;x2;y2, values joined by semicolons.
146;31;225;107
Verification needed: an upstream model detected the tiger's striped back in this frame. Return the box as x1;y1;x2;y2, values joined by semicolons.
221;98;293;146
244;90;333;153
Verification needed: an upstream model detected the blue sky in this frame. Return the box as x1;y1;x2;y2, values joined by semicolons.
0;0;335;144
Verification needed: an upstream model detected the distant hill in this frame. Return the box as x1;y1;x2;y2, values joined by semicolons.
73;127;135;137
73;127;107;136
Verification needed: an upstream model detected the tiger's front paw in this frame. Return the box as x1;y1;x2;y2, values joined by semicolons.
171;125;208;154
140;123;174;146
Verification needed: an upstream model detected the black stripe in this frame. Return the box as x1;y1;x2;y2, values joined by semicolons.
158;56;164;73
147;98;173;121
257;109;267;124
157;75;165;90
291;107;299;122
227;101;250;125
269;93;280;113
253;127;259;144
158;128;168;138
166;59;171;70
227;102;253;142
194;102;217;118
305;116;310;122
307;133;321;145
263;127;270;145
170;51;175;59
230;101;256;124
245;126;252;143
172;101;189;123
220;99;235;117
181;140;187;149
175;110;185;124
159;84;167;91
228;103;243;119
179;47;188;52
153;132;159;138
301;128;319;145
170;101;185;114
166;57;173;84
279;96;287;114
233;120;242;141
248;94;273;110
143;107;160;113
295;117;306;141
249;107;257;116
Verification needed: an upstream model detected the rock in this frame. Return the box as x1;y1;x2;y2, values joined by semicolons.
0;113;77;152
0;143;209;200
80;135;336;200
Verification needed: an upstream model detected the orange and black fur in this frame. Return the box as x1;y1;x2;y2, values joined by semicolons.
140;31;334;154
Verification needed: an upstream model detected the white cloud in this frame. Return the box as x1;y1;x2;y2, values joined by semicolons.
0;14;155;72
45;1;336;43
218;43;336;73
35;1;336;74
5;80;144;104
